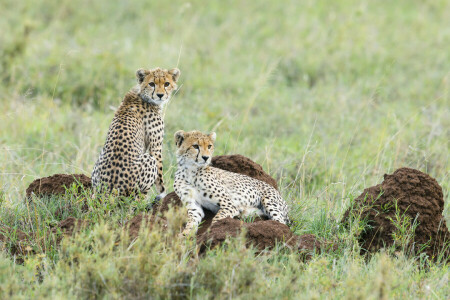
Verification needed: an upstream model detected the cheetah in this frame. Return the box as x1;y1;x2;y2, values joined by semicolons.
173;130;290;235
92;67;180;198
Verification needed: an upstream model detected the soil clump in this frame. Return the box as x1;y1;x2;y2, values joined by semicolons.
26;174;92;198
197;218;323;260
342;167;449;259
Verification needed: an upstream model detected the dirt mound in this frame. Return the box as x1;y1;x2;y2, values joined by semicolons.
196;218;243;250
126;214;167;240
0;226;30;256
151;154;277;234
26;174;92;198
51;217;90;236
0;218;89;260
211;155;278;189
197;218;322;260
244;220;297;250
152;191;183;216
342;167;449;259
297;234;323;252
197;218;295;251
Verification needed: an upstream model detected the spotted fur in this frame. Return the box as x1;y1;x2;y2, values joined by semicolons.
173;130;290;235
92;67;180;198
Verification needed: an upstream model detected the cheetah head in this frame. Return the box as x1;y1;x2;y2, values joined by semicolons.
135;67;180;105
174;130;216;167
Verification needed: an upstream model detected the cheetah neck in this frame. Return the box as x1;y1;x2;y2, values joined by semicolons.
175;159;209;185
120;90;162;115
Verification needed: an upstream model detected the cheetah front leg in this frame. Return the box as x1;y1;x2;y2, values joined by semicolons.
150;147;166;201
137;153;158;194
175;182;204;235
183;200;205;236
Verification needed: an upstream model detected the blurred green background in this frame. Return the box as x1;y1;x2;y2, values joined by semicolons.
0;1;449;298
0;0;448;219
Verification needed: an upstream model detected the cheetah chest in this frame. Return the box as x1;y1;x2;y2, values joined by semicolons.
143;112;164;150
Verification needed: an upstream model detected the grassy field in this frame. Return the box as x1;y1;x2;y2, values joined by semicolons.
1;0;449;298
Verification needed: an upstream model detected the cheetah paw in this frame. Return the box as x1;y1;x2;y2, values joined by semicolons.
179;227;196;238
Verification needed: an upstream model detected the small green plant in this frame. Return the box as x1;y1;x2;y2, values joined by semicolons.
0;190;5;206
241;213;259;223
380;201;394;213
387;200;420;256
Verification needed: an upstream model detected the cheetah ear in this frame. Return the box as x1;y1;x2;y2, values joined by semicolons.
209;132;216;143
168;68;181;82
136;68;149;84
174;130;185;147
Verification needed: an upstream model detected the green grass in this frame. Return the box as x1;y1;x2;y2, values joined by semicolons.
0;0;449;298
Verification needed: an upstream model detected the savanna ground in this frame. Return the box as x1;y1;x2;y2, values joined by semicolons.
0;0;449;298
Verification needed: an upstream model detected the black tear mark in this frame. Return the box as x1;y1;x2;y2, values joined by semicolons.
195;150;200;162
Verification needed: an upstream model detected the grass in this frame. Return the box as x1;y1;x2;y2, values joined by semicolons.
0;0;449;298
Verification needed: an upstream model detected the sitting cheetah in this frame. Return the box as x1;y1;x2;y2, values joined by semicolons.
92;67;180;198
173;130;290;235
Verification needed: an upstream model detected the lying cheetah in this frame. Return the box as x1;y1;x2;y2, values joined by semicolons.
92;67;180;198
173;130;290;235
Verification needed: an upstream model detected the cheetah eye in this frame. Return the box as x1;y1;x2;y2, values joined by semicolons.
192;145;199;150
149;82;155;87
208;145;212;149
164;82;170;87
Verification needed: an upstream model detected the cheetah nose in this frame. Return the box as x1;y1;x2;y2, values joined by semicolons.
156;93;164;99
202;156;209;162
